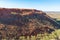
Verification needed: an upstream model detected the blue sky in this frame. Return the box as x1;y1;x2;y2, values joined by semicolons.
0;0;60;11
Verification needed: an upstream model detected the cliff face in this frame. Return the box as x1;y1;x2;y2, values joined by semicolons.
0;8;60;38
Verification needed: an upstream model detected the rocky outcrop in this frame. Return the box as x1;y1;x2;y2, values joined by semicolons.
0;8;60;39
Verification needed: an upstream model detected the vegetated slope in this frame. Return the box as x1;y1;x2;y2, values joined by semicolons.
0;8;60;39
